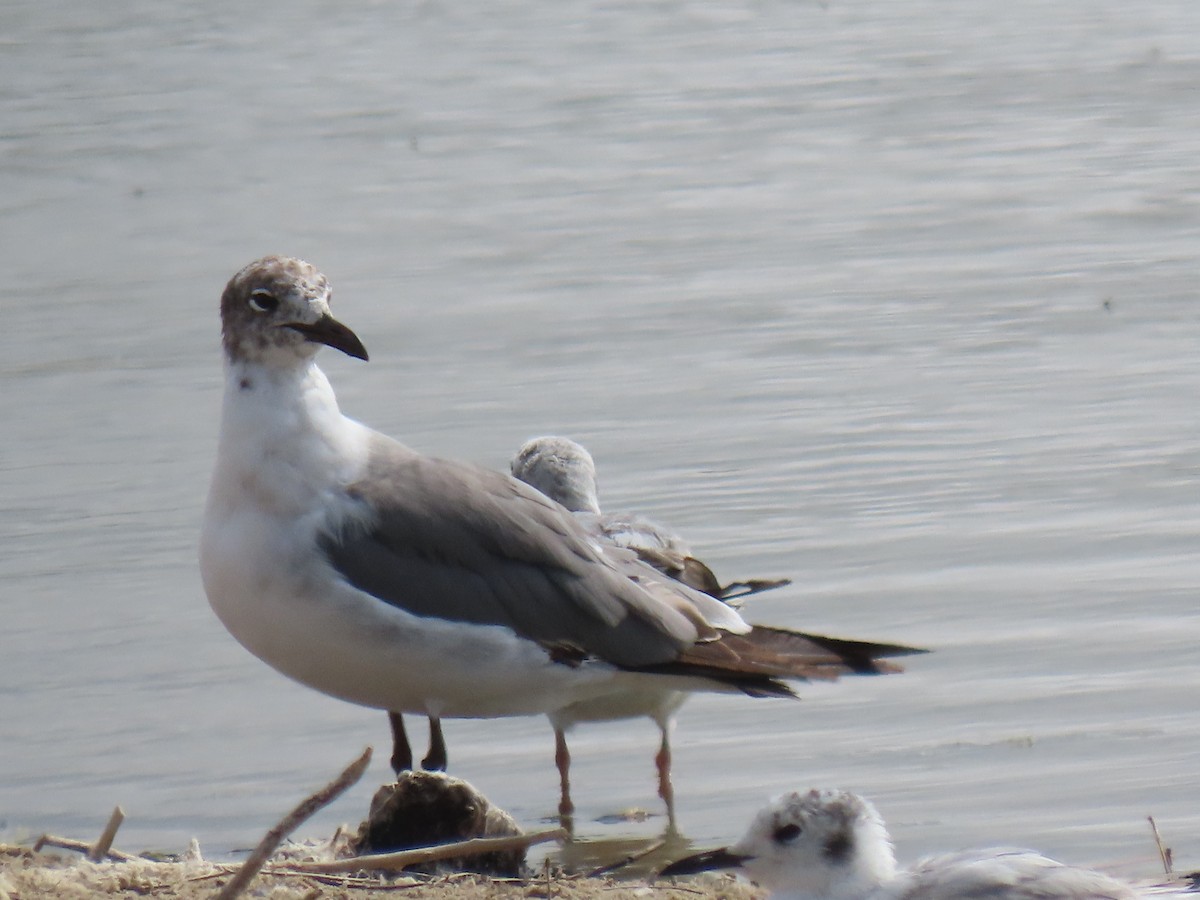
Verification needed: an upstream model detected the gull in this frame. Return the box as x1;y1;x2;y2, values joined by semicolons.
200;256;925;822
660;788;1186;899
389;435;793;785
387;434;795;803
509;435;793;825
510;435;792;602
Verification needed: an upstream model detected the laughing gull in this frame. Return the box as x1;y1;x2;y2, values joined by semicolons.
660;789;1183;899
509;435;793;825
511;435;792;602
388;434;795;808
201;256;925;820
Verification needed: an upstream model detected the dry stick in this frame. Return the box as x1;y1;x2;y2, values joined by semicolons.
265;870;432;891
287;828;568;875
88;806;126;862
585;837;667;879
32;834;142;863
215;747;373;900
189;866;408;889
1148;815;1173;877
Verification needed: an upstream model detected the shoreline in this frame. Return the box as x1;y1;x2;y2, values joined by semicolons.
0;842;763;900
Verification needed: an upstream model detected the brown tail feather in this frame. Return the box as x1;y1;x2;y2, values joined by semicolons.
631;547;791;605
716;576;793;602
632;626;928;695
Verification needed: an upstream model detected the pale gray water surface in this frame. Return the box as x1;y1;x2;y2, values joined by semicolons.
2;0;1198;874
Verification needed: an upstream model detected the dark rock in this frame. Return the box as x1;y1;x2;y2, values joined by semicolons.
350;771;525;876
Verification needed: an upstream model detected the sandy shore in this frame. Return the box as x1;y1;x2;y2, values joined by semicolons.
0;761;762;900
0;843;761;900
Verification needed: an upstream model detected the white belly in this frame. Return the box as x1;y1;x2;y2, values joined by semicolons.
550;681;690;730
201;504;621;719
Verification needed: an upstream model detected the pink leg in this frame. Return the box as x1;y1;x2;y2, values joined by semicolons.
655;728;677;831
555;728;575;831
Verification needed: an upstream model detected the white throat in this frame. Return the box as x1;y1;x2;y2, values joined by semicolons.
206;357;369;521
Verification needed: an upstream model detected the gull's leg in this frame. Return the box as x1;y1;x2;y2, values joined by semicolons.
422;715;448;771
555;727;575;833
388;711;413;777
656;725;677;833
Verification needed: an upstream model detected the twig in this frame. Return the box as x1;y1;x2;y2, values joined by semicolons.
182;869;239;884
268;870;425;890
286;827;567;874
215;746;372;900
586;837;667;878
32;834;141;862
1147;815;1173;876
88;806;126;862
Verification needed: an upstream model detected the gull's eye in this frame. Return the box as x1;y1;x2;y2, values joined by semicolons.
773;823;802;844
248;289;279;313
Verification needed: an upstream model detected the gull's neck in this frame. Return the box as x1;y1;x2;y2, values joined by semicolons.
208;356;369;518
822;828;898;900
558;472;601;515
751;820;898;900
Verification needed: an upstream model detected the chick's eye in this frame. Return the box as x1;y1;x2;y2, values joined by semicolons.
248;289;279;313
773;823;802;844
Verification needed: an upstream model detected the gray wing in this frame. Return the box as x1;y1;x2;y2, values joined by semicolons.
588;511;791;602
581;510;720;596
510;436;791;602
590;511;691;555
318;435;741;668
898;850;1138;900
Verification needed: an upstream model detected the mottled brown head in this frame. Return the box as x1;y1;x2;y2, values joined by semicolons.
219;256;368;365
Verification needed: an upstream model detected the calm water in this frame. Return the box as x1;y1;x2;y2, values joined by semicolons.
2;0;1199;876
